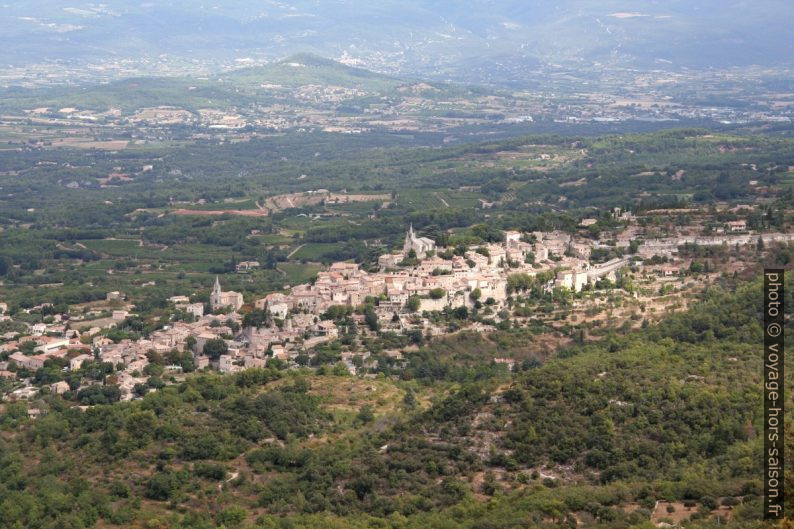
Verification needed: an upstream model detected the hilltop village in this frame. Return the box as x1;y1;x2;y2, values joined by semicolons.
1;214;792;403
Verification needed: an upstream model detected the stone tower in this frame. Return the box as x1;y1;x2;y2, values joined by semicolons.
210;276;222;309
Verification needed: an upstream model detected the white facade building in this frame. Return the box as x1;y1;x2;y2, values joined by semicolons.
403;225;436;258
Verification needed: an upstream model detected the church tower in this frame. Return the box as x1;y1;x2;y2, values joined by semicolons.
209;275;244;312
211;276;222;309
403;224;416;254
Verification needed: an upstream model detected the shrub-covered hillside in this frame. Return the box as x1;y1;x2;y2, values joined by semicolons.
0;275;791;529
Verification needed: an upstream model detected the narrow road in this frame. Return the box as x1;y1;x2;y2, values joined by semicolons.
287;244;306;259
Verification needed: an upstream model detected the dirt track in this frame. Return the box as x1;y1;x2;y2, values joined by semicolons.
171;208;269;217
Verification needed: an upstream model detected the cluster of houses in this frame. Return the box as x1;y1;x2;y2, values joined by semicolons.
0;226;603;400
2;218;790;404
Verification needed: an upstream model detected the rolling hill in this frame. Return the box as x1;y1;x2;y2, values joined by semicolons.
0;54;426;113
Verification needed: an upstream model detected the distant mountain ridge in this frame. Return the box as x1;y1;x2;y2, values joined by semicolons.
1;0;793;83
0;54;456;113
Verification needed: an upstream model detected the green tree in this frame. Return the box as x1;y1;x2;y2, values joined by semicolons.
356;405;375;424
429;288;445;299
407;295;421;312
364;307;380;332
403;387;417;410
203;338;228;359
216;506;246;527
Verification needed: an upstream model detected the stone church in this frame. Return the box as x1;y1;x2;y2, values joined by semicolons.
403;224;436;258
210;276;244;311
